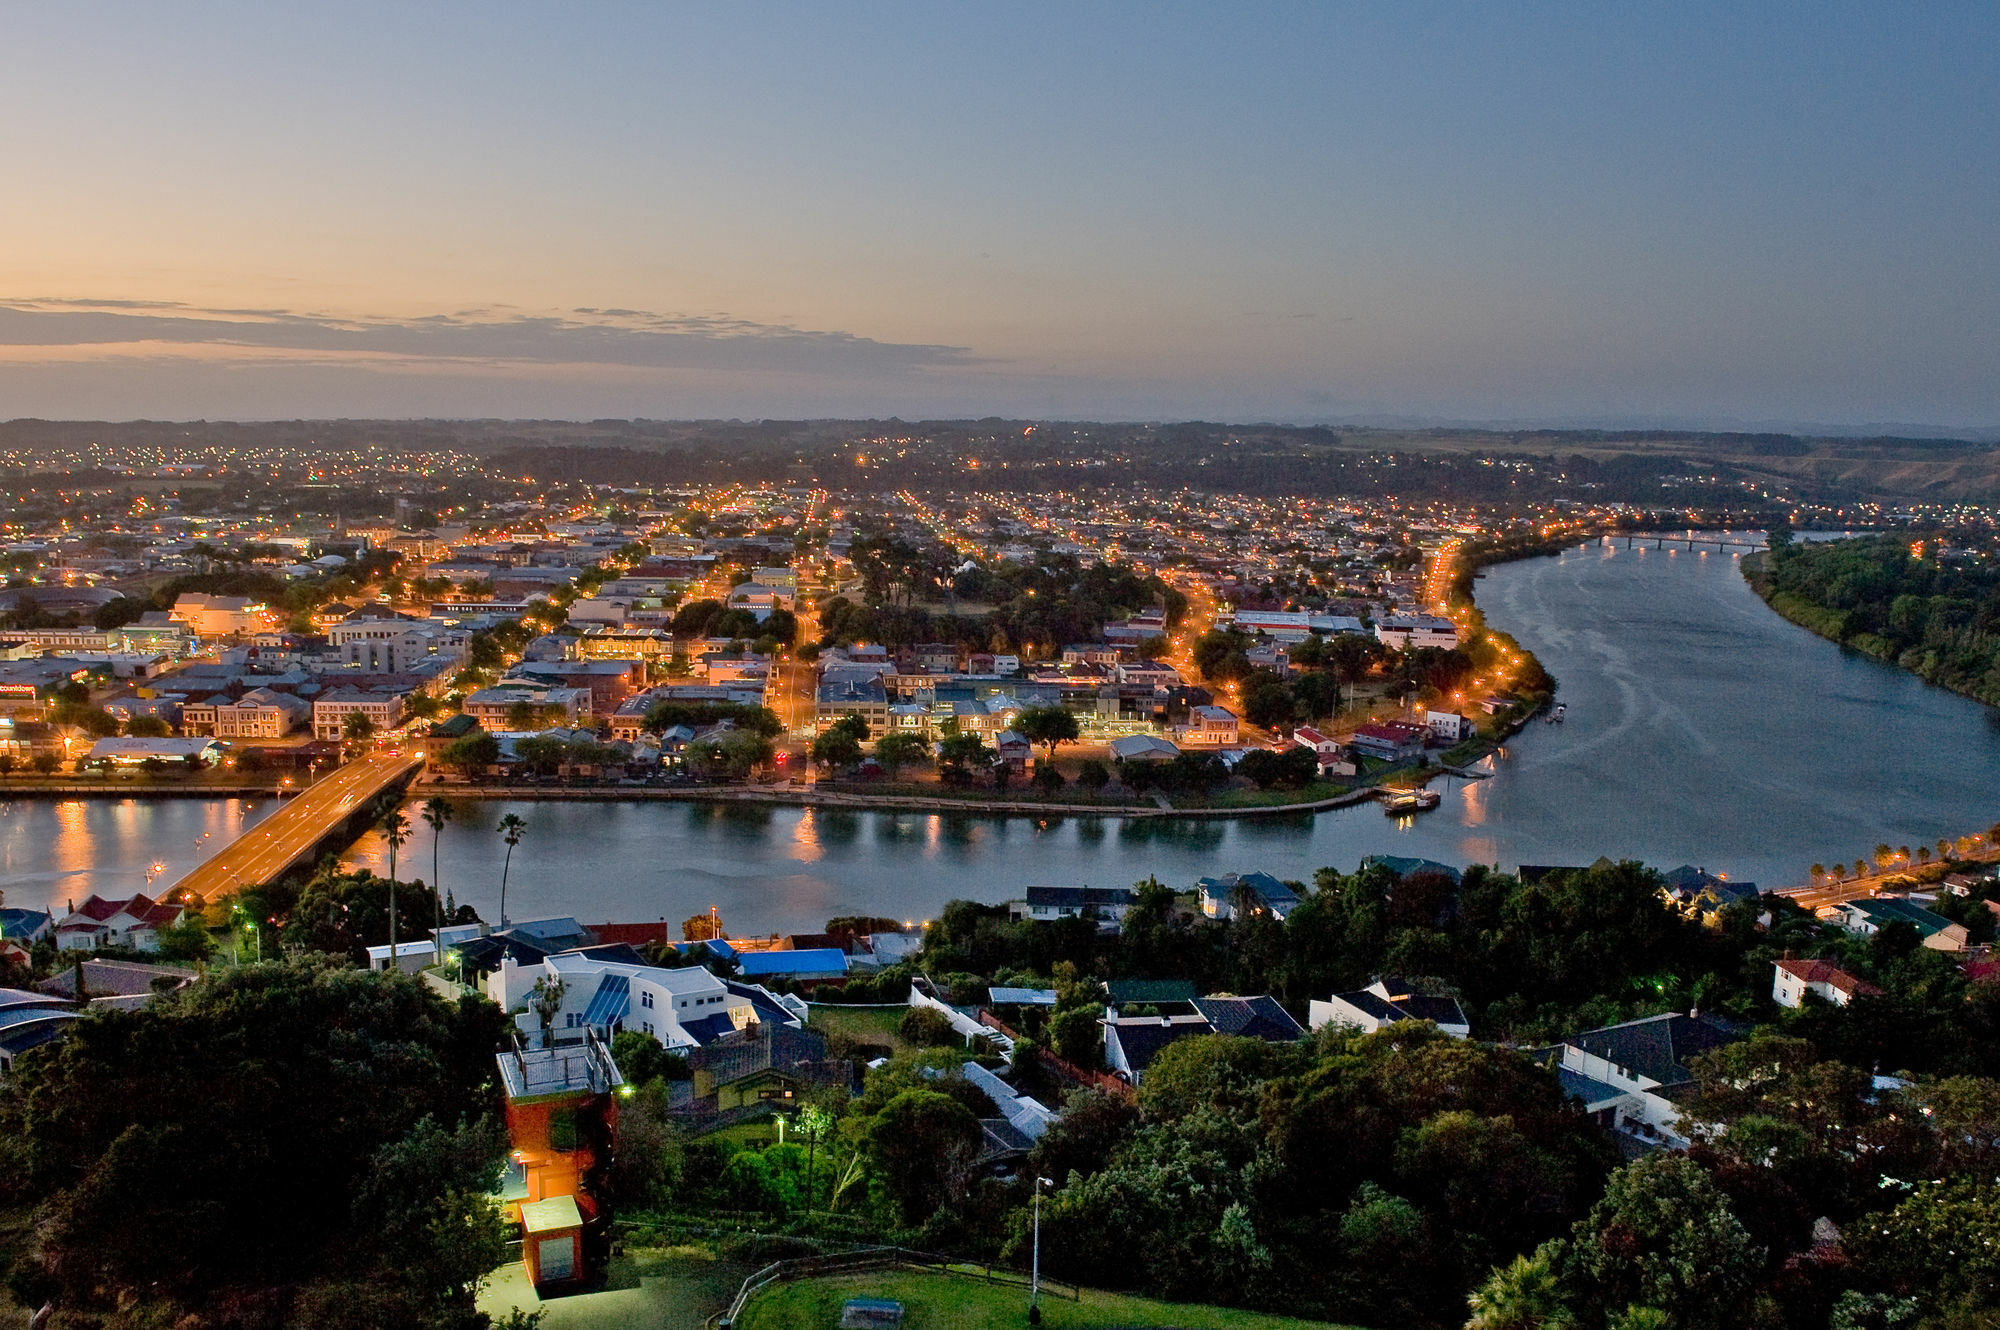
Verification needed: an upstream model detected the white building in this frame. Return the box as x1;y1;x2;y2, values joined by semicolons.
327;620;469;674
313;688;409;740
487;952;759;1050
1771;958;1882;1008
1309;978;1470;1038
1375;615;1461;651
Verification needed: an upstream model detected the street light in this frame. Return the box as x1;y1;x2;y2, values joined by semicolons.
1030;1175;1053;1323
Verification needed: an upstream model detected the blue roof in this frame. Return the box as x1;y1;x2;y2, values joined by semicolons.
581;973;631;1029
738;948;849;977
668;938;737;960
0;908;52;939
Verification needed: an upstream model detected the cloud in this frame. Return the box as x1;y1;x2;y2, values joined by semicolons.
0;299;974;376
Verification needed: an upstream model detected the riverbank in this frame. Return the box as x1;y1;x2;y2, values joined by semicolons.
0;779;287;799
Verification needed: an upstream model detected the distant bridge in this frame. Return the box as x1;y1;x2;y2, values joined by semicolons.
167;749;424;900
1603;533;1768;553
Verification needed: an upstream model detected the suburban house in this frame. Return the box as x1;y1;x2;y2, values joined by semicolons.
54;893;186;952
487;950;761;1049
736;948;852;987
677;1022;848;1119
1102;991;1304;1084
1661;865;1760;916
1538;1011;1740;1147
1826;897;1970;951
1291;724;1358;777
0;988;83;1075
1771;958;1883;1008
0;907;54;946
1309;977;1472;1038
1010;884;1140;926
1102;1013;1219;1084
1197;871;1301;921
1349;720;1429;763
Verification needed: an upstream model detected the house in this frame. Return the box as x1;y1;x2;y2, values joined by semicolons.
364;939;439;974
1309;978;1471;1038
1375;614;1461;650
1827;897;1970;952
1349;720;1429;763
54;893;186;953
1197;871;1301;921
993;729;1034;774
35;957;195;1005
1661;866;1759;915
1290;725;1358;777
684;1022;848;1113
0;989;83;1075
1102;1013;1215;1083
1424;710;1475;743
1772;958;1882;1008
495;1029;622;1289
487;949;759;1050
1191;994;1306;1042
1540;1011;1740;1147
1011;884;1139;926
0;907;54;946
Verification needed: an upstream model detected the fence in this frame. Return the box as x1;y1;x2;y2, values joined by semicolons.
711;1246;1080;1328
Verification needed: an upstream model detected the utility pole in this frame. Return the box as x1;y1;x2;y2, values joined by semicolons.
1030;1175;1052;1323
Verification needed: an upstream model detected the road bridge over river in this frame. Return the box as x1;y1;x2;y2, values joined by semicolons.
168;749;424;900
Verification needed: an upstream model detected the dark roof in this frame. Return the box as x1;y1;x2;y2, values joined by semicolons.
1363;856;1464;884
1192;995;1305;1042
723;978;804;1027
1024;885;1138;909
976;1118;1035;1165
1106;978;1198;1006
560;943;651;967
689;1022;833;1085
1565;1013;1739;1089
680;1013;741;1045
0;987;68;1012
1107;1017;1215;1073
455;934;550;970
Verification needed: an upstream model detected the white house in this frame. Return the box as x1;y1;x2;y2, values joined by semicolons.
1309;978;1471;1038
54;893;185;953
1771;958;1882;1008
1424;711;1475;743
1826;897;1969;952
488;952;758;1050
1542;1012;1738;1147
1012;884;1139;926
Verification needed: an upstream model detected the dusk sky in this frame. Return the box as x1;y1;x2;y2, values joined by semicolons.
3;3;1996;428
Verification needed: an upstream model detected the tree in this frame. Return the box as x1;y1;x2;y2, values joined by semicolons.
1014;706;1082;762
421;797;455;927
863;1088;982;1224
1074;759;1111;791
380;808;411;967
1466;1250;1577;1330
125;714;172;738
440;731;500;779
0;961;506;1323
811;726;863;771
497;813;527;926
153;913;216;963
1242;680;1296;730
343;711;377;745
937;731;991;786
898;1006;958;1048
874;730;931;779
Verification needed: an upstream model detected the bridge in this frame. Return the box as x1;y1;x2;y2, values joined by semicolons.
1604;533;1768;553
168;749;425;900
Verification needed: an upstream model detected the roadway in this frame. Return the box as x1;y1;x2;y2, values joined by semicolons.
168;748;425;901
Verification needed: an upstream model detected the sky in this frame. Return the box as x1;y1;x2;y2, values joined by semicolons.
1;3;1996;429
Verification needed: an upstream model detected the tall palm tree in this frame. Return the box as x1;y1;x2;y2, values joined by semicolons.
497;813;528;927
421;796;454;938
380;808;411;967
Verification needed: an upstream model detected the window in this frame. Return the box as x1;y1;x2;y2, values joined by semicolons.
640;991;653;1009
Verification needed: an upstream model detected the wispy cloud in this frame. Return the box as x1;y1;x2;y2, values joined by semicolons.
0;299;975;376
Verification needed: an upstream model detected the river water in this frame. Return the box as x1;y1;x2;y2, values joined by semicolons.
8;537;2000;932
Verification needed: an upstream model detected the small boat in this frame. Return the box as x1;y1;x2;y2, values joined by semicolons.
1554;703;1567;723
1382;789;1441;814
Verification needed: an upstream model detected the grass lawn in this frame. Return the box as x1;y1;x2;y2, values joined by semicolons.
806;1004;914;1055
736;1270;1352;1330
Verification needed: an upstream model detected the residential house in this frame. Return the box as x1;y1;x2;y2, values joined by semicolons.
54;893;185;952
682;1022;847;1115
1424;711;1475;743
0;989;83;1075
488;949;759;1050
1827;897;1970;952
737;948;851;988
1540;1011;1740;1146
1349;720;1428;763
1291;724;1358;777
1309;978;1471;1038
0;907;54;946
1191;994;1306;1041
495;1029;622;1289
1102;1013;1216;1084
1197;871;1301;921
1011;884;1139;926
1772;959;1883;1008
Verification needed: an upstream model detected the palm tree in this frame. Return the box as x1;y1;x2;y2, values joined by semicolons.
497;813;528;927
421;796;454;937
1809;863;1825;884
380;808;411;967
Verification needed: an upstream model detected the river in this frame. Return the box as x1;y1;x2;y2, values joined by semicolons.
8;536;2000;932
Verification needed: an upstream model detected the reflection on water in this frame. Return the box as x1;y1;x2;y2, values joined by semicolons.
11;537;2000;932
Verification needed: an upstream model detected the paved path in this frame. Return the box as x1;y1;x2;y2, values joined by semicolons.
167;749;423;899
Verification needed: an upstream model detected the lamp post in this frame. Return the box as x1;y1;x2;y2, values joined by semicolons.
1030;1175;1052;1323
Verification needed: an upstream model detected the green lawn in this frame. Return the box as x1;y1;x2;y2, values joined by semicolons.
736;1269;1351;1330
806;1004;915;1055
